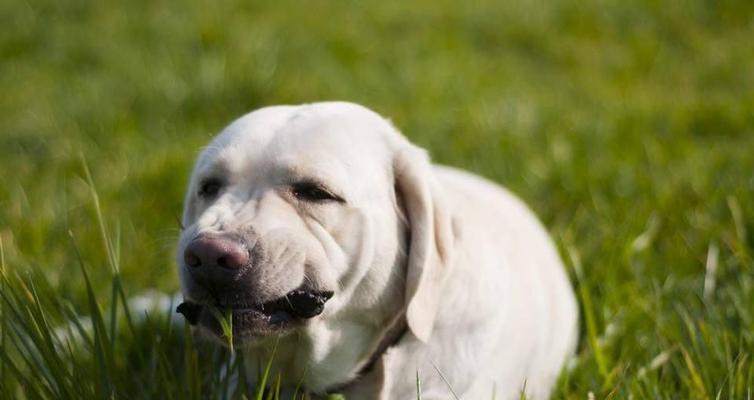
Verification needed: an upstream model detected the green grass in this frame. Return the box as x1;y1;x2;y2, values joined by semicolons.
1;0;753;398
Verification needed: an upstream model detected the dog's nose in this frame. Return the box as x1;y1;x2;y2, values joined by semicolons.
184;235;250;270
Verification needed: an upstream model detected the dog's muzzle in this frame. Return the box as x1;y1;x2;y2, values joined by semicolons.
177;233;333;340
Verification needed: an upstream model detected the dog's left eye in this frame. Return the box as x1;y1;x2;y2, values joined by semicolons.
198;178;223;198
292;182;343;203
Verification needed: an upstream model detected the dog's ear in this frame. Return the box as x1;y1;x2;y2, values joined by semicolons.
393;145;455;343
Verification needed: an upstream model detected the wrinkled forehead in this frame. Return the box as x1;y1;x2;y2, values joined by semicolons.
194;103;397;185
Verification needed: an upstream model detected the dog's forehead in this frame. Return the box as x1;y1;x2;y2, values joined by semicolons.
269;111;392;165
196;105;298;172
198;102;396;177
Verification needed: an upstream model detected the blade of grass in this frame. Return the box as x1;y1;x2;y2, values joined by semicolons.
273;372;281;400
431;361;460;400
682;347;709;400
155;346;178;400
82;155;136;369
109;276;119;359
237;349;249;398
0;347;48;400
255;336;279;400
79;154;118;274
568;245;609;379
291;363;309;400
519;379;528;399
60;301;95;350
2;302;60;398
68;230;114;398
0;236;7;398
416;370;422;400
26;279;77;398
0;274;68;398
207;306;235;353
183;321;201;400
265;373;281;400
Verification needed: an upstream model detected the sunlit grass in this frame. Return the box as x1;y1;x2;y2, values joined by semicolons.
1;0;753;398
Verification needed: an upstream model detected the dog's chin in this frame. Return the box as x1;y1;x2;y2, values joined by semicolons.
177;289;334;347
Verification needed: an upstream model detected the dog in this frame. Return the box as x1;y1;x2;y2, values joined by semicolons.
176;102;578;399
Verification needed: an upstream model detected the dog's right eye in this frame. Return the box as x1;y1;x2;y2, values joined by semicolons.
291;181;344;203
198;179;223;198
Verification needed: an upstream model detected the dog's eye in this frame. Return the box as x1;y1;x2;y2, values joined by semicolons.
198;179;223;198
292;181;343;203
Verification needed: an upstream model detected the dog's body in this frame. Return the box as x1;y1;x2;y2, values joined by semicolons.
177;102;578;400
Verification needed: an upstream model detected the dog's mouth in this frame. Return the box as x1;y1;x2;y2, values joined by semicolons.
176;289;334;342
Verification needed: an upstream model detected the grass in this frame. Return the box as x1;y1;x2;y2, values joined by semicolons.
1;0;753;398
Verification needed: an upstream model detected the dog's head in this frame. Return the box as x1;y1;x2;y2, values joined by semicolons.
177;102;454;349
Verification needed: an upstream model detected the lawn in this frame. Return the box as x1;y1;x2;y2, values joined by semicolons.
1;0;753;398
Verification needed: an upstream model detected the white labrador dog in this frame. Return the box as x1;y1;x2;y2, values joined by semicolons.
176;102;578;399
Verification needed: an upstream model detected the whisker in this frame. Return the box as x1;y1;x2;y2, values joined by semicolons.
175;214;185;231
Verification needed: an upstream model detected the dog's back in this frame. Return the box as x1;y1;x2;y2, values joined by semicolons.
377;166;578;399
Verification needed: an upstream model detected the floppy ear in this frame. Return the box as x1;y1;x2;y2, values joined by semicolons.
393;145;455;343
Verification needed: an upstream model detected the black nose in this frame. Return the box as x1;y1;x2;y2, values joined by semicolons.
184;235;250;271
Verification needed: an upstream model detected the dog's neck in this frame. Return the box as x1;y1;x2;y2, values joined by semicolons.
325;310;408;396
357;311;409;376
241;310;408;397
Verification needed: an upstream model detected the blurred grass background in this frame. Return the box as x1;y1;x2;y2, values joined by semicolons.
1;0;753;397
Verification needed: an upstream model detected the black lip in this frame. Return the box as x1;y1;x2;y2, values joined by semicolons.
176;302;203;325
176;289;334;339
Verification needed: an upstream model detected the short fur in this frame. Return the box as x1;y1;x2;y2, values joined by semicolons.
177;102;578;399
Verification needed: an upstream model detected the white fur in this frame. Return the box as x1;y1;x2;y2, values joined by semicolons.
178;102;578;399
